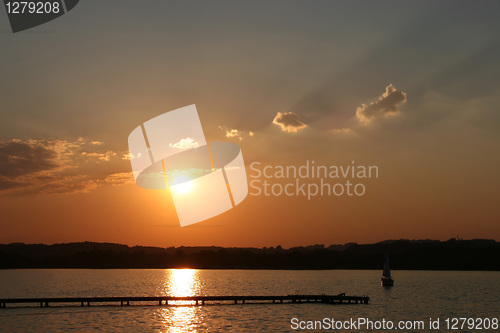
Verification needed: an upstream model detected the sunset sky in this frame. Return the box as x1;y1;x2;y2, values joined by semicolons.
1;1;499;247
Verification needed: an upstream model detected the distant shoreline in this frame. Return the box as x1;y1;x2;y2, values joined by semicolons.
1;268;499;272
1;239;499;271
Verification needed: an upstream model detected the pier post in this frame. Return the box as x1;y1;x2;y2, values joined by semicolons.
202;300;204;305
234;300;237;304
159;300;162;306
126;301;130;306
87;302;90;307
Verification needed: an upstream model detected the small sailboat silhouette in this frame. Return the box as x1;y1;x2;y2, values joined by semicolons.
381;249;394;287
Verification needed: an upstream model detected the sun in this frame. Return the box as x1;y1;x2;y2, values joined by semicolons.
171;176;192;194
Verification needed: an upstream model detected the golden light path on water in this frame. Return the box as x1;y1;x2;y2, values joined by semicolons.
158;269;203;333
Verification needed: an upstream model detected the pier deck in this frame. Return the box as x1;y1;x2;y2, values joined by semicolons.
0;294;369;308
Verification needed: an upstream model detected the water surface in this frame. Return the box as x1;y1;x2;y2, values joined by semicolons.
0;270;498;332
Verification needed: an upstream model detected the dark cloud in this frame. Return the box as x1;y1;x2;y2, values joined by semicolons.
356;84;407;123
0;177;26;191
0;139;129;196
0;140;59;178
272;112;308;133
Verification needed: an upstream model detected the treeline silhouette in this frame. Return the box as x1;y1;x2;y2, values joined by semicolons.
0;239;498;270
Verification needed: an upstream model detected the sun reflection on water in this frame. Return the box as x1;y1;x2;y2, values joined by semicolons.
158;269;202;333
170;269;198;297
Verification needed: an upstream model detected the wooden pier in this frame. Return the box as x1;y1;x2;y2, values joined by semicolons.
0;294;368;308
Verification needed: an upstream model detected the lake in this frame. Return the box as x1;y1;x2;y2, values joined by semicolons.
0;269;499;332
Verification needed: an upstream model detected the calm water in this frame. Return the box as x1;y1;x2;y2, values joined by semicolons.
0;270;499;332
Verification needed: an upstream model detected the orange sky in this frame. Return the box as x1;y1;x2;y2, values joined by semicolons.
1;1;499;247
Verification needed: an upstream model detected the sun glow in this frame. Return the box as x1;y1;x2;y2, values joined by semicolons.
171;176;192;194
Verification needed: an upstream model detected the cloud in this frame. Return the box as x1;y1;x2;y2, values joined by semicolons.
226;129;242;139
272;112;308;133
104;172;135;186
0;140;60;178
332;128;354;134
122;153;132;160
0;139;129;196
356;84;407;123
81;151;117;161
169;138;199;149
0;172;99;196
0;177;25;191
218;126;255;140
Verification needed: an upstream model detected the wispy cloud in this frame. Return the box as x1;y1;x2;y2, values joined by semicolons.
25;175;99;196
81;151;117;161
331;128;354;134
104;172;134;186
